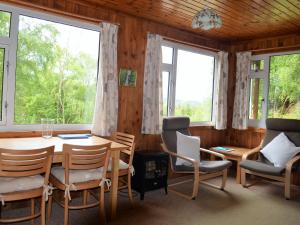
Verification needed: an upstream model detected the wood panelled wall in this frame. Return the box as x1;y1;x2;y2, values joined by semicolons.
2;0;228;150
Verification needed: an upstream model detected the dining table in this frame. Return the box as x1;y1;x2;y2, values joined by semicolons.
0;135;127;220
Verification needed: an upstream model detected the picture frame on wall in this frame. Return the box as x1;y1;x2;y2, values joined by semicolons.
119;68;137;87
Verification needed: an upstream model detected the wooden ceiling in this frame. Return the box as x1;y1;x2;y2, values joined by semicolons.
79;0;300;41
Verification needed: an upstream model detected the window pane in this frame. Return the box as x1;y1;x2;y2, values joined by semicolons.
0;48;4;120
174;49;214;122
162;46;173;64
251;59;264;72
268;54;300;119
162;71;169;116
249;78;264;120
0;11;11;37
15;16;99;124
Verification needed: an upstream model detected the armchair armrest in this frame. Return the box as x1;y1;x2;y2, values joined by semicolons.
286;155;300;172
161;143;199;168
242;141;263;161
199;148;225;160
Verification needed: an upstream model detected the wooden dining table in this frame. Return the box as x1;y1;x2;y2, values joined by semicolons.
0;135;127;220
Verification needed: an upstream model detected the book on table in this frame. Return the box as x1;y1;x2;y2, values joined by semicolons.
213;146;234;152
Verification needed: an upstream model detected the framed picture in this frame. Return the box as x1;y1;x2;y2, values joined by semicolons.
119;68;137;87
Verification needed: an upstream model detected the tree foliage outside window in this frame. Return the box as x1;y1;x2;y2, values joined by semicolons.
268;54;300;119
14;16;99;124
0;11;10;37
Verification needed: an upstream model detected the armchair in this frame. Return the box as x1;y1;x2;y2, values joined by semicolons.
240;118;300;199
161;117;232;200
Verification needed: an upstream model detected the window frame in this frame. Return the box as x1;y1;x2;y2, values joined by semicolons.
248;50;300;128
0;3;101;131
162;40;217;126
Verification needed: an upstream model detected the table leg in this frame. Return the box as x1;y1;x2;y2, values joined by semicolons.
236;160;241;184
110;150;120;220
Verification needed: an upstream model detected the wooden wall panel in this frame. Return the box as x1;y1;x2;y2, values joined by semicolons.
2;0;228;151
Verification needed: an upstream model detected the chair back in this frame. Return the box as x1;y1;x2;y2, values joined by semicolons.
259;118;300;164
0;146;54;183
161;117;191;167
112;132;135;165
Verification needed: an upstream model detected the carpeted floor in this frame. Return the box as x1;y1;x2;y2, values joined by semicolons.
2;176;300;225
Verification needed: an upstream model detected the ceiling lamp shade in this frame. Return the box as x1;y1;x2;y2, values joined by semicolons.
192;8;222;30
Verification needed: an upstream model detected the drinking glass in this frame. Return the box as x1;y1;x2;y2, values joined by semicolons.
41;118;55;138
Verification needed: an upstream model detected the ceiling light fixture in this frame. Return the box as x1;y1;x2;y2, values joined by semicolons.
192;8;222;30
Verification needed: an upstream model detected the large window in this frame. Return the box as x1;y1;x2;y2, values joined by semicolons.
0;3;100;130
248;51;300;127
162;42;215;125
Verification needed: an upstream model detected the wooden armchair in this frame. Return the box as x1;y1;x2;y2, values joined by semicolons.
0;146;54;225
161;117;232;200
240;118;300;199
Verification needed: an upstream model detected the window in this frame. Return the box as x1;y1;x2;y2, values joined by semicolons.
0;3;100;130
162;41;215;125
248;51;300;127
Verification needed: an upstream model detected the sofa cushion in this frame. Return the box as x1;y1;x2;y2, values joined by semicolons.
108;159;130;171
240;160;285;176
0;175;44;194
51;166;103;184
175;160;231;173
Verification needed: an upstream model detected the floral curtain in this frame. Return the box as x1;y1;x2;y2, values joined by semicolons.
141;34;163;134
232;51;252;130
213;51;228;130
92;22;119;136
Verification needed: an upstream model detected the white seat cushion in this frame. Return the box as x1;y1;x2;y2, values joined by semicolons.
176;131;201;166
108;159;130;171
51;166;104;184
261;132;300;167
0;175;44;194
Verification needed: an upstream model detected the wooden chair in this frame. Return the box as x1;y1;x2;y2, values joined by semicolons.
107;132;135;202
0;146;54;225
240;118;300;199
161;117;232;200
48;143;111;225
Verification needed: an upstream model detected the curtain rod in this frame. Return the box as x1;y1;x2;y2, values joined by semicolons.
5;0;121;26
161;35;221;53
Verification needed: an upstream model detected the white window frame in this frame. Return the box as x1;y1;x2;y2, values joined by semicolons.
248;50;300;128
0;3;101;131
162;40;217;126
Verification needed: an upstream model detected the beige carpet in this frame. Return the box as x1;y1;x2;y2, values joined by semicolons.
2;176;300;225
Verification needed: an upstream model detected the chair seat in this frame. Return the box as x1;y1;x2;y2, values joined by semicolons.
175;160;232;173
240;160;285;176
51;166;104;184
108;159;130;171
0;175;44;194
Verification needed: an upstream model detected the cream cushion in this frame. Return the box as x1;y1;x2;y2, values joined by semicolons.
0;175;44;194
108;159;130;171
51;166;104;184
176;131;201;166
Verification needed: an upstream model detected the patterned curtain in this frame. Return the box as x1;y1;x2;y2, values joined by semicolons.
213;51;228;130
141;34;163;134
232;51;252;130
92;22;119;136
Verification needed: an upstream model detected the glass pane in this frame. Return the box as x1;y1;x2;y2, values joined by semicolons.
268;54;300;119
162;46;173;64
0;48;4;120
162;71;169;116
174;49;214;122
0;11;11;37
249;78;264;120
251;59;264;72
15;16;99;124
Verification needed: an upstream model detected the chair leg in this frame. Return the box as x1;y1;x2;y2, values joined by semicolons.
83;190;88;207
127;173;133;203
285;173;292;200
192;171;200;199
31;198;35;225
47;193;53;222
221;169;227;190
64;195;69;225
99;186;106;224
241;169;247;187
41;196;46;225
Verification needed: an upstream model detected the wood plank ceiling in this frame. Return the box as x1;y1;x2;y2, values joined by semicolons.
78;0;300;41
